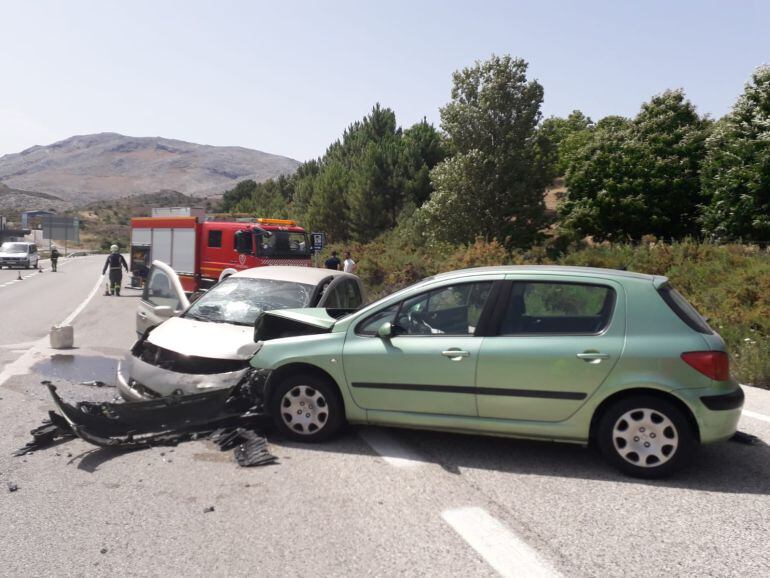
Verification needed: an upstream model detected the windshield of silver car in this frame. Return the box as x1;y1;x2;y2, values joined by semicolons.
0;243;28;253
183;277;314;326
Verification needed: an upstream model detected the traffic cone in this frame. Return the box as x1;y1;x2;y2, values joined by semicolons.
17;271;23;280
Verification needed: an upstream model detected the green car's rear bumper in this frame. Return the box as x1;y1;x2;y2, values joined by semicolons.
678;385;744;444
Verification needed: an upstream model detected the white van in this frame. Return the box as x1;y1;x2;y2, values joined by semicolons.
0;242;39;269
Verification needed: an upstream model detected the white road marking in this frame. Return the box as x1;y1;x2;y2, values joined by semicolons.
0;273;106;387
442;507;560;578
357;427;426;468
0;341;38;350
0;259;76;289
742;410;770;424
61;273;106;326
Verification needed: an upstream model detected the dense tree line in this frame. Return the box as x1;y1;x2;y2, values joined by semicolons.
222;104;447;243
223;57;770;249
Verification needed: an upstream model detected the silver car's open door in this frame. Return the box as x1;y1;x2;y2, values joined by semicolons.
135;260;191;337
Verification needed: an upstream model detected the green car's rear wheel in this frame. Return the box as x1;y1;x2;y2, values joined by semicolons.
597;395;696;478
270;373;344;442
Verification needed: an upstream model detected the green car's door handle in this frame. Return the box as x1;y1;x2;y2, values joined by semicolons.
442;349;470;359
576;352;610;362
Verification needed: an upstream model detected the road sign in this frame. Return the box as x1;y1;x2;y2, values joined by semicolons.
311;232;325;252
40;215;80;243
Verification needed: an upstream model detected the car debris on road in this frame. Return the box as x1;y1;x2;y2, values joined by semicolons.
13;377;278;468
79;380;110;388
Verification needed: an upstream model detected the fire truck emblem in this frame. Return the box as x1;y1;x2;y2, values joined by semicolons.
238;254;246;265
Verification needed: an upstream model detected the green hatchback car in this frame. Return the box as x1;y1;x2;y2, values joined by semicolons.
247;266;743;478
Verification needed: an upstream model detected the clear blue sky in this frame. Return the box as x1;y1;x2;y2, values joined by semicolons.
1;0;768;161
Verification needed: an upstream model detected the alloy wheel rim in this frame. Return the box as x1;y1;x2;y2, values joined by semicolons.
612;408;679;468
280;385;329;435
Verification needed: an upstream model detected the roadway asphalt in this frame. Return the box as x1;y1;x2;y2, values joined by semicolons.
0;256;769;577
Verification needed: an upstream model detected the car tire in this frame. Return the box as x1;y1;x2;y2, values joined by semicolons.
597;395;697;479
270;373;344;442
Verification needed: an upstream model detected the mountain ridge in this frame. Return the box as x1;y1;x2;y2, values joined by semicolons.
0;132;300;207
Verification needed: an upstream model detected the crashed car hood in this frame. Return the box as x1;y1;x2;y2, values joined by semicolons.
148;316;258;360
254;308;340;341
260;308;338;330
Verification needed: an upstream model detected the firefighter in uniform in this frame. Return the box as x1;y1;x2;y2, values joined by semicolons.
102;244;128;295
50;246;60;272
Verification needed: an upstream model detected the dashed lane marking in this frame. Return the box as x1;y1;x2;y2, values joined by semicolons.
442;507;561;578
358;429;560;575
357;427;426;469
742;410;770;424
0;259;76;288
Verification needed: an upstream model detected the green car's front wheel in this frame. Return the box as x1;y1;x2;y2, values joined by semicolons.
270;373;344;442
597;395;697;479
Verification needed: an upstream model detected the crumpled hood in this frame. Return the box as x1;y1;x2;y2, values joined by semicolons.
253;308;339;341
148;316;259;360
259;308;338;330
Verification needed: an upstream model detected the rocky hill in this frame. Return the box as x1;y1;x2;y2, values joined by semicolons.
0;133;300;207
0;181;69;216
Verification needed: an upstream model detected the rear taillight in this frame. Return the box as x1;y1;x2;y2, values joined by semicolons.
681;351;730;381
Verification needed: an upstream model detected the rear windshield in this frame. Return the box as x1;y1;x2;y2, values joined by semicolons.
658;284;713;334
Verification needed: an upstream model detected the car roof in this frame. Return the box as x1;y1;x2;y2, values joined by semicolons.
431;265;659;282
230;265;357;284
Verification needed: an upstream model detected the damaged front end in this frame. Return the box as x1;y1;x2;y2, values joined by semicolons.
118;331;254;401
21;368;273;456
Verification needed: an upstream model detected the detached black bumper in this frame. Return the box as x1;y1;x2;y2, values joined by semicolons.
700;386;745;411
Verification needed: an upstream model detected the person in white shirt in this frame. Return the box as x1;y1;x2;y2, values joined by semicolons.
342;250;357;274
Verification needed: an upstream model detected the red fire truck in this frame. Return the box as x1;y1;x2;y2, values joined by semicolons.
130;208;312;292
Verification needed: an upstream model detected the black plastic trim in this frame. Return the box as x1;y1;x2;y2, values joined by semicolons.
351;382;586;400
700;387;745;411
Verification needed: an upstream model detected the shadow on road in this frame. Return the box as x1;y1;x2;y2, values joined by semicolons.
75;447;139;473
270;425;770;495
32;355;119;385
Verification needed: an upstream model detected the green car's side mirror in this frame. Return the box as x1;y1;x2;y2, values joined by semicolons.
377;321;393;339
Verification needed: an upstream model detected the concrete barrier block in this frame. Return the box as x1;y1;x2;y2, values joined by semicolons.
50;324;74;349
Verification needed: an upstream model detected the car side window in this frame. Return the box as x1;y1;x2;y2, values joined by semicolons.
208;230;222;248
394;282;493;336
325;280;364;309
500;281;614;335
324;283;344;308
143;268;180;309
345;280;363;309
